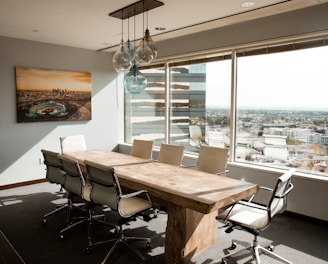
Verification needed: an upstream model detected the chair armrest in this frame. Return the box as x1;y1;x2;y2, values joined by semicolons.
237;200;269;211
216;169;229;175
275;183;294;198
121;190;148;199
247;185;273;202
181;164;197;169
259;185;273;192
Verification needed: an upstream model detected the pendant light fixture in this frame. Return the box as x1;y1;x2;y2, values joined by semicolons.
134;5;154;66
123;63;147;94
124;12;147;93
144;28;157;60
109;0;164;93
112;11;132;73
112;39;133;72
124;17;135;61
143;9;157;60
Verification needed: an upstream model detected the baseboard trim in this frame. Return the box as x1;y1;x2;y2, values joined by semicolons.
0;179;46;190
283;211;328;227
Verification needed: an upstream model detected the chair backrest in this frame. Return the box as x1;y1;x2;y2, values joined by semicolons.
269;168;295;218
197;145;229;175
157;143;184;166
130;139;153;159
85;160;121;211
60;135;86;153
189;125;202;146
41;149;65;185
58;154;85;197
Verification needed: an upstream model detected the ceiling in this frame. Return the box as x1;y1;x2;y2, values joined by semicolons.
0;0;327;53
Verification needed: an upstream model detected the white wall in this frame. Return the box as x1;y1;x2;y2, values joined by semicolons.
0;37;120;185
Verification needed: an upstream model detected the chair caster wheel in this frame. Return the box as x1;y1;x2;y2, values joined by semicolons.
59;234;64;240
43;218;47;224
145;242;151;249
113;227;119;234
268;245;274;252
85;247;91;254
229;242;237;250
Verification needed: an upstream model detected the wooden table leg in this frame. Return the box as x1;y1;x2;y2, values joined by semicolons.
165;203;218;264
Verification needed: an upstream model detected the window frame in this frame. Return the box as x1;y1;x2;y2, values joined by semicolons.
125;33;328;178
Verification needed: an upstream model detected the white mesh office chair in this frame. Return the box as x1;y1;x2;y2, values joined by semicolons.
41;149;67;223
85;160;157;263
157;143;184;166
129;139;153;159
60;134;87;153
57;155;113;243
197;145;229;175
218;168;295;264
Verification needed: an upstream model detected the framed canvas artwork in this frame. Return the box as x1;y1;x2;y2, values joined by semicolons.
15;66;92;123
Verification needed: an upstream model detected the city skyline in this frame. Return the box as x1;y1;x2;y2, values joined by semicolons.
15;67;91;92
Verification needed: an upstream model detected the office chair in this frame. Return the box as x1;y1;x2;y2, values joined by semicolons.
57;155;112;242
60;134;87;153
84;160;157;263
218;168;295;264
197;145;229;175
129;139;153;159
157;143;184;166
41;149;67;223
189;125;207;147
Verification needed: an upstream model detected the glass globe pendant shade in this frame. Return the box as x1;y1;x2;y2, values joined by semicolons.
134;39;154;66
124;39;136;61
123;64;147;94
144;29;157;60
112;39;133;73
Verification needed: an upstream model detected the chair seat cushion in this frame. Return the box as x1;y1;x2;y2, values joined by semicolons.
219;203;270;230
119;196;152;218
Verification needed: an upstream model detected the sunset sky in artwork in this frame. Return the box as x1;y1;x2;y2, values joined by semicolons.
15;67;91;92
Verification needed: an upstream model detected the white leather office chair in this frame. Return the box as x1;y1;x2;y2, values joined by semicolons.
57;155;112;242
189;125;208;147
197;145;229;175
41;149;67;223
85;160;157;263
130;139;153;159
157;143;184;166
218;168;295;264
60;134;87;153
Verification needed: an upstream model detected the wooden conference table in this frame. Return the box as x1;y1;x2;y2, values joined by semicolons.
63;149;258;264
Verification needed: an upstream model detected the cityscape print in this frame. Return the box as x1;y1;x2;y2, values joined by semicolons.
15;67;92;123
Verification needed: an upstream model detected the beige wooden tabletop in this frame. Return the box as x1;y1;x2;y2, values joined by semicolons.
114;162;258;214
62;149;149;167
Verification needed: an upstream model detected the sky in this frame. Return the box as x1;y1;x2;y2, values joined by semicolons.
15;67;92;92
206;45;328;110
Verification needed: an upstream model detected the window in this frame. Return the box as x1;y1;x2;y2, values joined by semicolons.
235;44;328;175
124;36;328;177
124;56;231;152
124;67;165;144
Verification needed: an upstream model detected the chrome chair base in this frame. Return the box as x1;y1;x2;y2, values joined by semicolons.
43;203;68;223
221;237;292;264
59;206;110;240
99;232;151;264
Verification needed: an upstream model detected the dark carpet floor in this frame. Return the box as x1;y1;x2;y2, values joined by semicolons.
0;182;327;264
